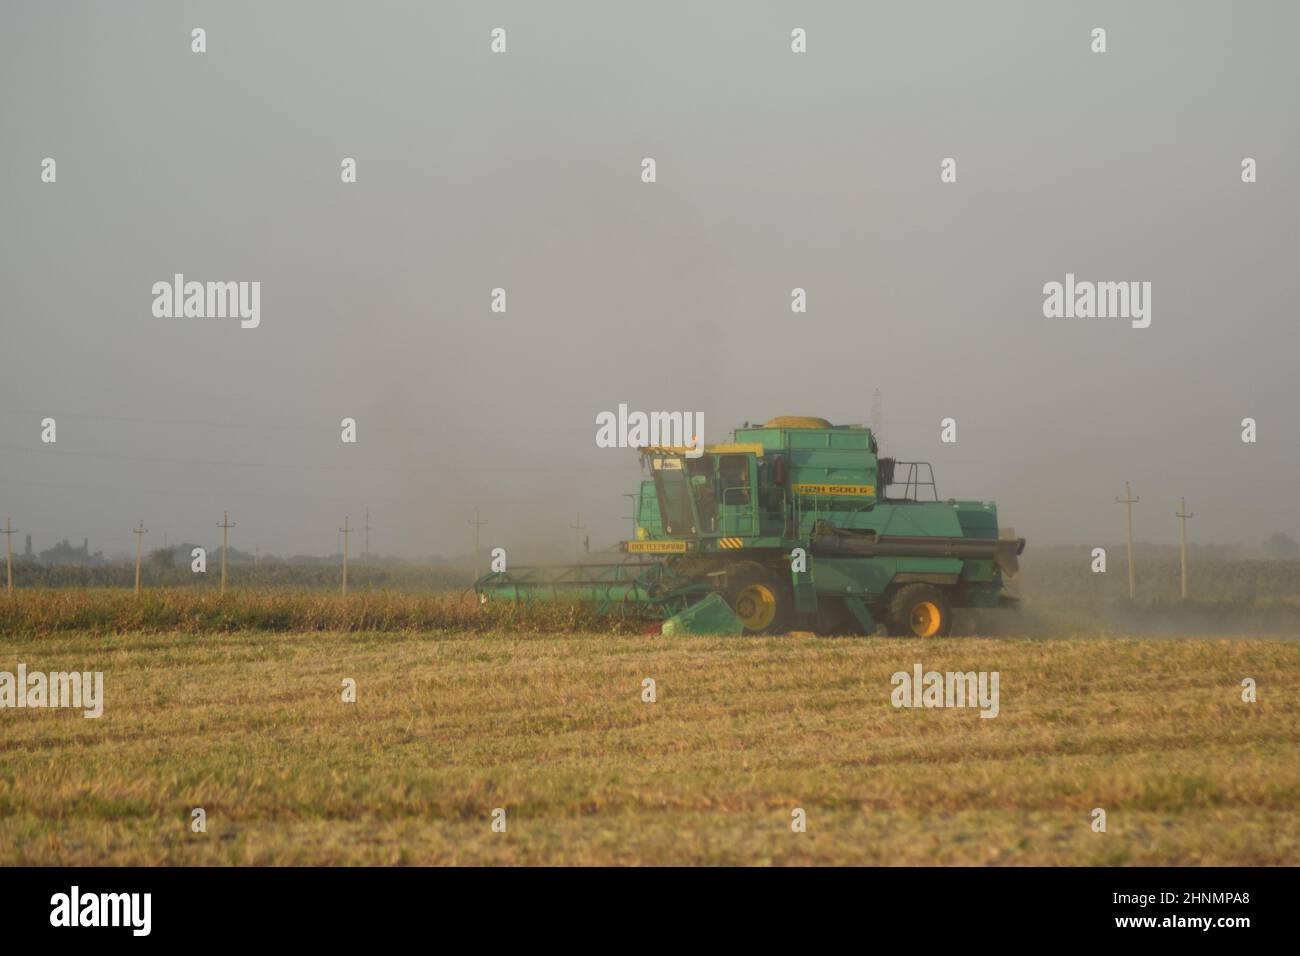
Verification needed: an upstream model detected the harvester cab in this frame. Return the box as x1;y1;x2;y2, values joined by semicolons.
477;416;1026;637
639;445;760;541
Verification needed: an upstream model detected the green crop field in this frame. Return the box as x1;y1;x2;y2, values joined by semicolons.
2;618;1297;865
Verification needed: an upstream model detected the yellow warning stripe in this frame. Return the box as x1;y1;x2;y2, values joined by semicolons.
718;537;744;549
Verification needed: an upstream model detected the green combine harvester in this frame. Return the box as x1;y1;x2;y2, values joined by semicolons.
476;416;1025;636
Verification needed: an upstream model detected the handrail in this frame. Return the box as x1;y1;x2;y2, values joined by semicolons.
886;461;939;501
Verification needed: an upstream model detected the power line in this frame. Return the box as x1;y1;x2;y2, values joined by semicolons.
1177;498;1195;601
570;512;586;561
217;511;236;594
469;508;488;579
621;493;638;541
0;440;445;478
132;520;148;596
339;516;353;595
1115;482;1139;600
2;517;18;594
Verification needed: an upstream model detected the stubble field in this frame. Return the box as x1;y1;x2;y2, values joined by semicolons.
2;616;1297;865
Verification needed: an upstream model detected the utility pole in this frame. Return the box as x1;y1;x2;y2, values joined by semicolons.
1176;498;1195;601
217;511;235;594
870;387;883;436
1115;482;1139;600
468;508;488;578
571;513;586;562
339;516;353;595
363;507;371;560
622;493;638;541
2;517;17;594
133;520;148;596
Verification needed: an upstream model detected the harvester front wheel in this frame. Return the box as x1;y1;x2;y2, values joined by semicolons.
888;584;952;638
723;565;789;634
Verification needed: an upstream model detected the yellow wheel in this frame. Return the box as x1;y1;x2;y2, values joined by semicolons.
734;583;778;631
888;584;953;638
722;564;789;633
909;600;942;637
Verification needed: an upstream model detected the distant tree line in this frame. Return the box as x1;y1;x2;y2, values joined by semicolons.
1020;554;1300;602
8;560;471;591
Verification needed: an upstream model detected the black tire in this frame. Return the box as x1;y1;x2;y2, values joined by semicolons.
722;563;791;634
887;583;953;638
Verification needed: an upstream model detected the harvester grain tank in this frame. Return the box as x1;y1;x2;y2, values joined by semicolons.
476;416;1025;636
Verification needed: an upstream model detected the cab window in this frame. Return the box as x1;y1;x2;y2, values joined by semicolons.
686;457;718;532
718;454;751;505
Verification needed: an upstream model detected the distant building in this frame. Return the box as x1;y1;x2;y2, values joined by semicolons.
37;538;106;566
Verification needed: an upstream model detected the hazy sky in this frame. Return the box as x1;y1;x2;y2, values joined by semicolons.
2;1;1298;559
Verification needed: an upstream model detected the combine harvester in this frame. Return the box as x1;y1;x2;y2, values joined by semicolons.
476;416;1025;636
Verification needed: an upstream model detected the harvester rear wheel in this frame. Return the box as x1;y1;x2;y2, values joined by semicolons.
888;583;952;638
723;564;790;634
